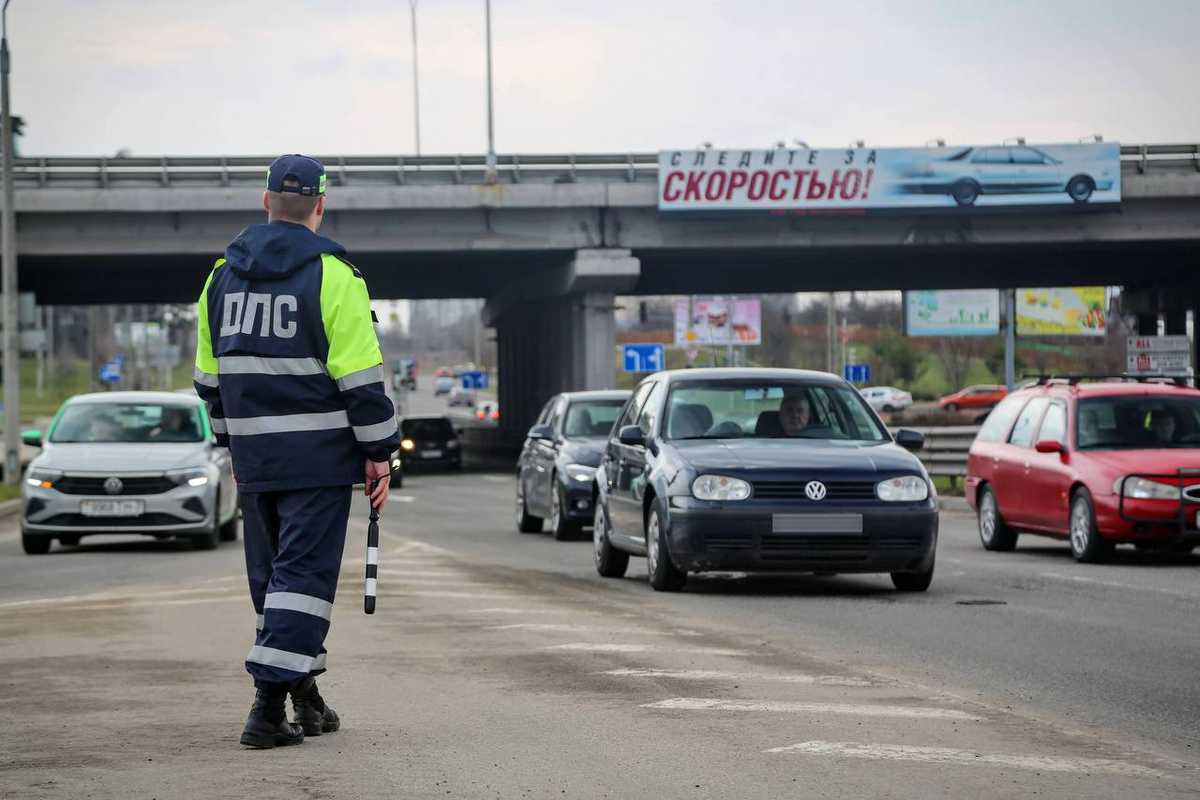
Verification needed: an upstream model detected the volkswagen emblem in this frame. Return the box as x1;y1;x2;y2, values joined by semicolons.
103;476;124;496
804;480;827;501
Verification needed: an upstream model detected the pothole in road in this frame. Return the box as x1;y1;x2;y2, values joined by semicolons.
954;599;1007;606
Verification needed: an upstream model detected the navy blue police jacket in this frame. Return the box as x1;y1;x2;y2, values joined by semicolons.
193;221;399;493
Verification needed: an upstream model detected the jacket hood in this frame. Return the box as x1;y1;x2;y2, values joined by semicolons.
224;221;346;280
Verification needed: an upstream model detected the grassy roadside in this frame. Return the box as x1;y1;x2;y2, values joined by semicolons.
932;475;965;497
0;483;21;502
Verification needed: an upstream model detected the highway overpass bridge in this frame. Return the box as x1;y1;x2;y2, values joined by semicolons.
8;144;1200;437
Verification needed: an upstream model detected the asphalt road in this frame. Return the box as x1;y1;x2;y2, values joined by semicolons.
2;469;1198;798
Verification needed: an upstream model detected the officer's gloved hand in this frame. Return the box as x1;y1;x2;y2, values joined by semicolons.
364;459;391;510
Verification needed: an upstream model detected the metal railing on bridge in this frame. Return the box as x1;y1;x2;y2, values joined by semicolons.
890;426;981;486
10;144;1200;190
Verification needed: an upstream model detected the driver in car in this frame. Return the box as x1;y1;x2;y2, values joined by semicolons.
1150;409;1177;444
778;392;814;436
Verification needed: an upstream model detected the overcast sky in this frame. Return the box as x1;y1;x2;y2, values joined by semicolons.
13;0;1199;156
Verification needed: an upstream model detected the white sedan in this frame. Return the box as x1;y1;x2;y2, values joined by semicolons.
860;386;913;413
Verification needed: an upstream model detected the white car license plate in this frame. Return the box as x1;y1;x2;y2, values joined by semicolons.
422;449;443;459
80;499;144;518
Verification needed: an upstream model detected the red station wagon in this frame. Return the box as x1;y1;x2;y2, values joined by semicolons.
966;378;1200;562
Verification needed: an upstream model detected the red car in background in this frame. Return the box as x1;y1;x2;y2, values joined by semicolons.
939;384;1007;412
966;378;1200;562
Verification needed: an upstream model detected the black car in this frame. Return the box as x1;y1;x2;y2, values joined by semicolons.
516;390;631;540
592;368;937;591
398;416;461;473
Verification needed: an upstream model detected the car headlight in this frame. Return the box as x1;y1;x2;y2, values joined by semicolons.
692;474;751;501
25;468;61;489
400;438;415;451
1114;476;1179;500
565;463;596;482
876;475;929;502
445;440;460;450
167;467;210;488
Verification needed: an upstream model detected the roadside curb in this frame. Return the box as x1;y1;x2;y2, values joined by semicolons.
938;496;970;513
0;498;22;519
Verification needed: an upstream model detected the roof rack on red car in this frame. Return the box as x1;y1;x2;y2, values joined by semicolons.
1022;374;1192;388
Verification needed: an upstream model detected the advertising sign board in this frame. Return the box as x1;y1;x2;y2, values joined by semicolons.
658;143;1120;212
1127;336;1192;375
905;290;1000;336
1016;287;1107;336
673;298;762;346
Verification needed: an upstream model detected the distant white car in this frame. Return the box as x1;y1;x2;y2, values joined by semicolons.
434;376;455;396
860;386;913;413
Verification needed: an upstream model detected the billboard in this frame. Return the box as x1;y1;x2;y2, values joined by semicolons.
1017;287;1107;336
658;143;1120;212
905;290;1000;336
674;298;762;346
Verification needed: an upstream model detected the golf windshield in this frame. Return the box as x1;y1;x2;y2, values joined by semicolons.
51;403;205;444
563;400;625;438
1077;395;1200;449
663;381;887;441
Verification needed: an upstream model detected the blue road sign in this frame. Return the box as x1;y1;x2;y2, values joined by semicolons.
843;364;871;384
99;361;122;384
460;371;488;390
623;343;665;373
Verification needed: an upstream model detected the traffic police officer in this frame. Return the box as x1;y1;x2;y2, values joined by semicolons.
193;154;399;748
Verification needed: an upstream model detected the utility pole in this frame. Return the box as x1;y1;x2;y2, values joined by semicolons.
825;291;836;374
1004;288;1016;389
484;0;497;181
409;0;421;156
1;0;18;485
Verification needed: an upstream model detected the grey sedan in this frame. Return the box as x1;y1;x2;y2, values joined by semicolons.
20;391;238;554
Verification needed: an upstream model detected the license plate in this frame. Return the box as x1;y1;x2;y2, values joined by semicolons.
80;499;144;517
772;513;863;534
421;450;443;459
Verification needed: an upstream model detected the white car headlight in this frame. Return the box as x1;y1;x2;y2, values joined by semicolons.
168;467;210;488
692;474;751;501
565;463;596;482
1114;476;1179;500
877;475;929;502
445;440;460;450
25;468;61;489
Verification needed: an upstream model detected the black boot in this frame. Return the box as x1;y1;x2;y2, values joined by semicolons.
240;688;305;749
291;676;340;736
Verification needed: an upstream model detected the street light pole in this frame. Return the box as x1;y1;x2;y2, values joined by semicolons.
484;0;497;180
1;0;18;485
409;0;421;156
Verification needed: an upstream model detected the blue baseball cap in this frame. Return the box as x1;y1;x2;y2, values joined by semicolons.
266;154;327;196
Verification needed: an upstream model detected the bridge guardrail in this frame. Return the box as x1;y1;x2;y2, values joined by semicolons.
890;425;981;485
10;144;1200;189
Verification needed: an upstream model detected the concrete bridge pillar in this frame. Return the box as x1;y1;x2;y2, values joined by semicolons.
484;249;639;442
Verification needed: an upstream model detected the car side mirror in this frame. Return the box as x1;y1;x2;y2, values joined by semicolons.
894;428;924;451
618;425;645;447
527;424;554;441
1034;439;1063;454
21;429;42;448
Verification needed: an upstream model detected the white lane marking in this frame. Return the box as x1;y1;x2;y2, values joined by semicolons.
387;591;515;600
643;698;980;721
1039;571;1198;601
0;585;241;610
467;607;597;615
481;475;511;484
598;668;873;687
389;495;416;503
491;623;701;636
765;741;1161;778
376;571;470;579
545;643;752;656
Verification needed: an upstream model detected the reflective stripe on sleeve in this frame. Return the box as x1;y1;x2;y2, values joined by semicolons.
246;645;314;674
312;652;327;671
193;367;219;387
353;416;398;443
255;613;264;631
264;591;333;621
226;410;349;436
209;417;228;434
335;364;384;392
217;356;326;376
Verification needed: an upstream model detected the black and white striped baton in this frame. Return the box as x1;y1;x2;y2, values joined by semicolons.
365;480;379;615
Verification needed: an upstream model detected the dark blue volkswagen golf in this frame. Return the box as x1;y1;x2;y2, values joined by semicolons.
592;368;938;592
